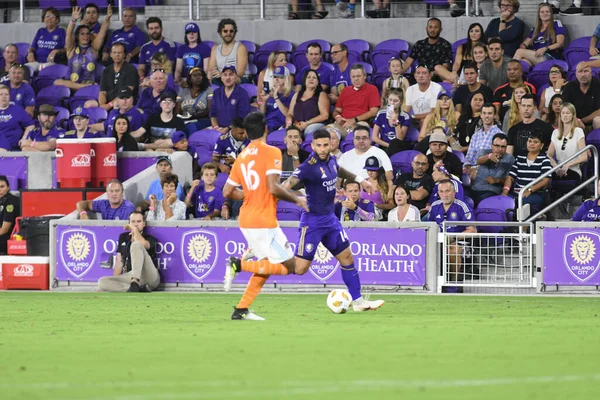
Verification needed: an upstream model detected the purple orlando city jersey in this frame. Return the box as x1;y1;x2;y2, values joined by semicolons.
105;107;145;137
373;110;410;143
26;125;64;142
139;39;177;72
0;105;34;150
191;184;225;218
31;27;66;63
107;26;147;57
91;199;136;220
10;84;35;109
292;153;338;224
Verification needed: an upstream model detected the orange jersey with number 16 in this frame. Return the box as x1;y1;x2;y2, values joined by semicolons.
227;141;282;229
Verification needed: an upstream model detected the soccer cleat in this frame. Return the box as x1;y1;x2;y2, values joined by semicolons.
352;298;385;312
224;256;241;292
560;4;583;15
127;281;140;292
231;307;265;321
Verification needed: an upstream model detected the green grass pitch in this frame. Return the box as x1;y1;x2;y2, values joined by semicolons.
1;292;600;400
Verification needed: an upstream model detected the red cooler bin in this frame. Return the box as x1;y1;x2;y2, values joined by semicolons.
56;139;92;188
0;256;50;290
90;138;117;187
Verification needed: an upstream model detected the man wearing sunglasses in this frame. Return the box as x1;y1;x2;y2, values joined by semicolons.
207;19;249;85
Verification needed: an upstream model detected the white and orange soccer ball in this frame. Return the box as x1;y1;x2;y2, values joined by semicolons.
326;289;352;314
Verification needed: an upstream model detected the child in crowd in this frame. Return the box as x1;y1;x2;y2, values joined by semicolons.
185;162;229;220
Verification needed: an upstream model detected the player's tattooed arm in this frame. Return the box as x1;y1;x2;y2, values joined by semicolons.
281;176;301;191
338;167;373;194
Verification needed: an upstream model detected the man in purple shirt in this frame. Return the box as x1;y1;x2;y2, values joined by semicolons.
296;42;331;91
334;180;375;221
212;117;249;173
209;66;250;132
572;181;600;221
8;65;35;117
76;179;136;220
102;8;147;64
20;104;64;152
136;70;177;116
96;88;145;137
329;43;350;104
0;85;34;151
138;17;177;79
82;3;101;35
282;128;384;311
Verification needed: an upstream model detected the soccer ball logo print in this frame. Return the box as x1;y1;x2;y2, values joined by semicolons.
326;289;352;314
181;230;218;280
563;232;600;283
309;243;340;282
60;229;97;278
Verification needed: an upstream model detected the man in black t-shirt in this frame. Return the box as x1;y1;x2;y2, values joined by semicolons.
99;42;139;111
393;153;434;211
562;62;600;130
507;94;553;157
452;62;494;114
98;211;160;292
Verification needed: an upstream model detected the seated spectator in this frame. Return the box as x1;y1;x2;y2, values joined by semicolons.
337;125;394;182
361;156;394;220
428;179;476;283
212;117;250;173
427;162;465;206
140;52;174;90
405;65;442;128
561;62;600;130
393;153;434;212
54;6;112;91
380;57;410;103
507;94;553;156
0;45;30;84
0;85;34;151
484;0;525;58
296;42;331;91
145;156;184;201
478;38;510;92
0;175;20;255
329;43;350;105
175;23;207;85
542;93;563;128
332;64;380;137
101;8;146;64
399;18;452;81
281;126;309;175
92;88;145;138
186;162;228;220
327;125;343;159
419;91;460;145
502;84;535;134
426;130;463;178
97;211;160;293
452;92;485;153
26;7;66;72
77;179;136;220
19;104;64;152
136;69;177;116
8;64;35;117
371;88;410;156
135;91;186;147
257;51;289;98
546;102;587;182
207;19;250;85
286;69;330;136
493;60;536;121
572;181;600;222
502;131;551;215
538;65;567;118
441;23;485;84
464;103;503;168
335;181;375;222
452;62;493;114
259;66;294;133
387;185;420;222
138;17;177;79
469;133;514;205
112;115;139;152
209;66;251;134
81;3;101;35
288;0;329;19
458;43;489;85
99;42;139;112
62;107;102;139
170;131;191;155
146;174;186;221
179;67;213;133
513;4;565;67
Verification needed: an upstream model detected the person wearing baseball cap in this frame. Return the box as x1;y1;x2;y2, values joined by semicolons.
62;107;101;139
19;104;65;152
259;65;294;132
170;130;189;153
90;87;145;139
209;64;251;133
135;90;186;148
361;155;395;219
144;156;185;203
425;127;463;178
175;22;207;85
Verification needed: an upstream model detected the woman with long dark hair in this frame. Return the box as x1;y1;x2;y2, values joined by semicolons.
175;22;208;85
438;22;485;84
286;70;330;136
453;92;484;153
112;115;139;152
387;185;420;222
178;67;214;133
361;156;394;221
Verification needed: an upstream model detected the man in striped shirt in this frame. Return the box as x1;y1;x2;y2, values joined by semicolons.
502;130;551;215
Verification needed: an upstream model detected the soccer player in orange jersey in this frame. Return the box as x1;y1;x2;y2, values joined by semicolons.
223;112;308;321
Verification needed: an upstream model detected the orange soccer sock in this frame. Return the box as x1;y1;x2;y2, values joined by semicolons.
237;273;269;309
241;259;290;275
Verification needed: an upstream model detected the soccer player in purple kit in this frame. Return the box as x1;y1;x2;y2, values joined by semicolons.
282;128;385;311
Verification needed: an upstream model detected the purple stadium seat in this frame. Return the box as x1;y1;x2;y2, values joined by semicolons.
39;0;71;10
390;150;421;175
85;107;108;123
276;200;303;221
474;195;515;233
519;60;530;80
356;62;373;82
292;39;332;70
254;40;294;71
35;86;70;108
240;83;258;102
54;106;70;127
527;60;569;91
564;36;593;69
33;64;69;92
266;128;286;149
240;40;257;63
404;127;419;148
342;39;370;64
439;81;454;96
372;71;390;91
247;63;258;83
67;85;101;110
194;144;214;167
77;0;109;8
286;63;297;75
14;42;30;64
452;149;465;163
370;39;410;73
122;0;147;8
189;129;221;148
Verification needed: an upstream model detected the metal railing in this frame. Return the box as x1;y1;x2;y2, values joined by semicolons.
517;145;599;223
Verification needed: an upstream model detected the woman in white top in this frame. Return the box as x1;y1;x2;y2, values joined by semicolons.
546;102;587;181
387;185;420;222
257;51;288;99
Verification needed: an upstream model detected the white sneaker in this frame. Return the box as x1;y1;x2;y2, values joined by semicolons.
223;256;240;292
352;298;385;312
231;307;265;320
244;311;265;321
